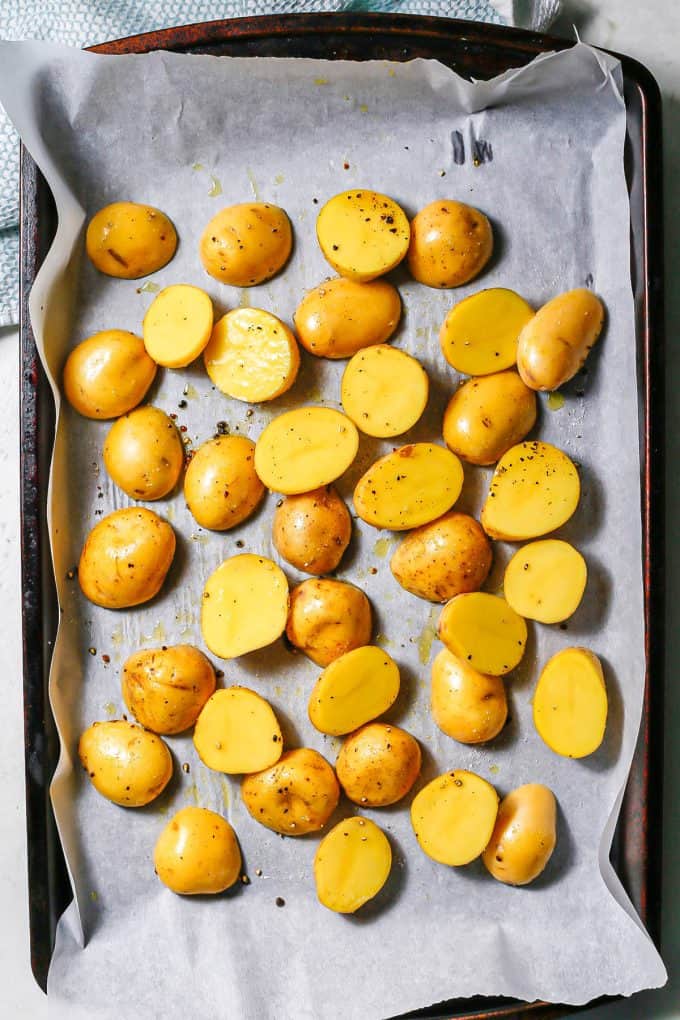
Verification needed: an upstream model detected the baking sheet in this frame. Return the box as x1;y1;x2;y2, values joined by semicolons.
0;39;667;1020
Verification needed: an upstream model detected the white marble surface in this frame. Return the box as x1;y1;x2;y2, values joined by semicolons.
1;2;679;1016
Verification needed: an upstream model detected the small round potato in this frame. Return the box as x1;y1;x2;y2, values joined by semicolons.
154;807;242;895
438;593;527;677
408;200;492;288
336;723;421;807
184;436;265;531
85;201;177;279
103;406;184;500
122;644;216;735
241;748;340;835
431;648;508;744
78;719;172;807
63;330;157;420
309;646;400;736
390;512;492;603
439;288;534;376
200;202;292;286
443;372;537;466
314;816;392;913
204;308;300;402
254;406;359;495
272;486;351;575
411;770;499;867
286;578;372;666
482;784;557;886
194;687;283;774
294;277;401;358
341;345;429;438
316;190;410;281
143;284;214;369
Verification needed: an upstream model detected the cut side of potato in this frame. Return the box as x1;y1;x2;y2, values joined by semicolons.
482;783;557;886
430;648;508;744
438;592;527;676
411;770;499;866
143;284;214;368
294;277;401;358
354;443;464;530
254;406;359;494
193;687;283;774
533;647;607;758
203;307;300;403
481;440;580;541
316;190;410;281
341;345;429;438
314;816;392;913
308;645;400;736
201;554;289;659
440;288;534;375
504;539;587;623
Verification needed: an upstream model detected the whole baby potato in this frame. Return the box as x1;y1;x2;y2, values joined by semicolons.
431;648;508;744
294;277;402;358
154;806;242;895
241;748;340;835
272;485;351;575
517;288;605;391
63;330;157;420
199;202;292;286
78;507;175;609
185;436;265;531
78;719;172;807
482;784;557;886
408;200;493;288
122;644;216;735
442;371;537;466
336;723;421;807
286;577;372;666
390;511;492;603
103;405;184;500
85;201;177;279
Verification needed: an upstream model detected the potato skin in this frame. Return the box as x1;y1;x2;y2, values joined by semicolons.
431;648;507;743
286;578;372;666
199;203;292;286
78;720;172;807
294;277;401;358
517;288;604;391
273;486;351;575
482;784;557;885
443;372;537;466
63;330;157;420
336;723;421;807
78;507;175;609
408;200;492;288
390;512;492;603
103;406;184;500
184;436;265;531
154;807;242;895
85;202;177;279
122;644;216;735
241;748;340;835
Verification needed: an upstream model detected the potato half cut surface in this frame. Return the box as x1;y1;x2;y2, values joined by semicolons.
193;687;283;774
341;345;429;438
254;406;359;494
354;443;464;530
440;288;534;375
308;645;400;736
314;816;392;913
504;539;587;623
203;308;300;402
201;554;289;659
533;647;607;758
143;284;214;368
438;592;527;676
411;770;499;866
316;190;410;281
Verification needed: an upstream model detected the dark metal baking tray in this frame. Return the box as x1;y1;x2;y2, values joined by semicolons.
19;12;664;1018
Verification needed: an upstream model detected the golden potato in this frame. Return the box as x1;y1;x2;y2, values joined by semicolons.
408;200;492;288
533;647;607;758
78;507;175;609
517;288;605;391
286;577;372;666
341;345;429;438
241;748;340;835
272;486;351;575
483;784;557;886
63;330;157;420
121;644;216;735
294;277;401;358
201;554;288;659
78;719;172;807
438;593;527;677
442;371;537;466
440;288;534;375
200;202;292;286
85;201;177;279
314;816;392;913
309;646;400;736
431;648;507;744
103;406;184;500
194;687;283;774
185;436;265;531
504;539;587;624
316;189;410;281
204;308;300;402
411;770;499;866
143;284;214;368
154;807;242;895
336;723;420;806
254;406;359;495
390;512;492;603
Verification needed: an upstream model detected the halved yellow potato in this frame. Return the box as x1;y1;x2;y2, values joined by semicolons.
154;806;242;895
482;784;557;886
286;578;372;667
63;330;157;420
201;554;288;659
504;539;587;623
143;284;214;368
517;288;605;391
481;440;580;541
254;407;359;494
335;723;421;807
241;748;340;835
193;687;283;774
431;648;507;744
308;645;400;736
408;200;493;289
294;277;401;358
390;512;492;603
316;190;410;281
438;592;527;676
203;308;300;403
533;647;607;758
353;443;464;530
314;816;392;913
411;770;499;866
78;720;172;807
86;201;177;279
184;436;265;531
199;202;292;287
440;289;534;375
103;405;184;500
442;371;537;466
341;345;429;437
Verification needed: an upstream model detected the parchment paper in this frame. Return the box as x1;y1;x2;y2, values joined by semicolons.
0;39;667;1020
